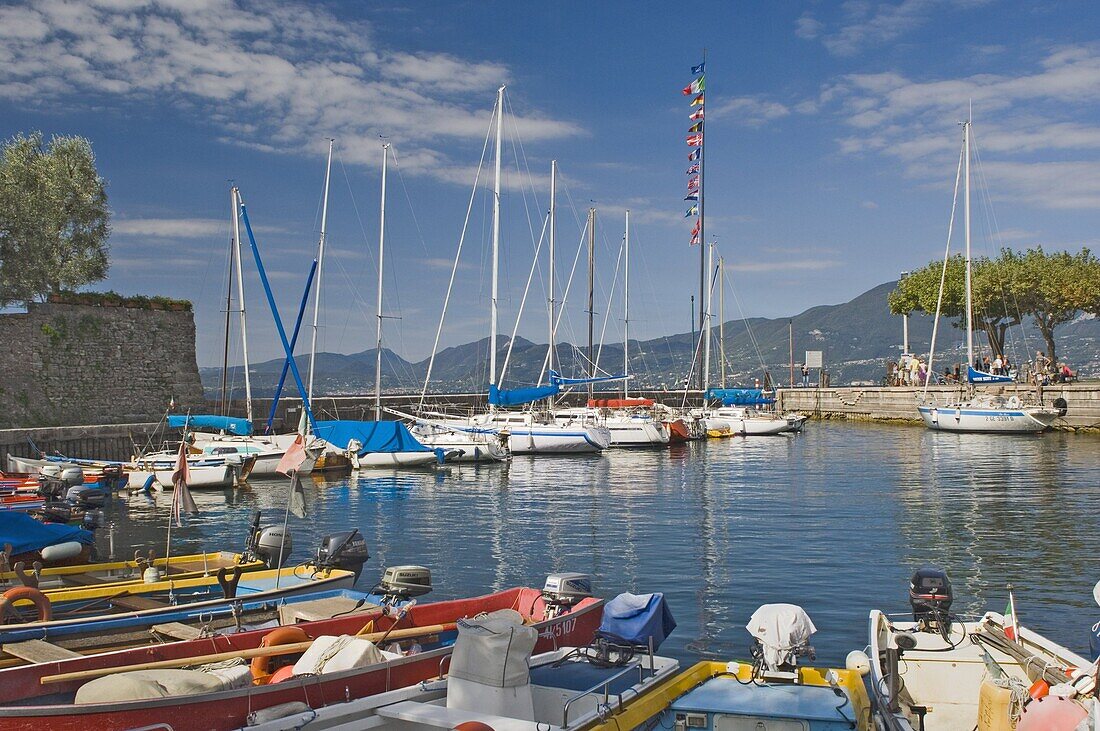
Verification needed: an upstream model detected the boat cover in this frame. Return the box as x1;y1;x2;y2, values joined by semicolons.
314;420;430;454
598;592;677;649
968;366;1013;385
706;388;775;406
0;512;93;555
747;603;816;670
167;414;253;436
488;384;559;407
588;398;654;408
450;609;537;687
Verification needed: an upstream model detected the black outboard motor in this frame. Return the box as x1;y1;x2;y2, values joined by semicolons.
910;566;954;639
316;529;369;582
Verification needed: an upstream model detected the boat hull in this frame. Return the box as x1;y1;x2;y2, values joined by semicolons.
605;420;670;447
505;426;610;453
352;452;439;469
153;464;235;489
0;588;603;731
918;405;1059;433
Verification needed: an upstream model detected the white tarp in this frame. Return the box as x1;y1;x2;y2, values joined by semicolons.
746;604;817;670
449;609;536;688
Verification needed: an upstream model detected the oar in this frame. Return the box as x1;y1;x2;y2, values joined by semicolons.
41;623;457;685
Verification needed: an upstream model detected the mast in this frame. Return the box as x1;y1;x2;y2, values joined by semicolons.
697;48;707;392
703;241;713;389
964;117;973;369
307;139;334;407
231;186;253;423
623;209;630;399
587;207;596;400
489;85;504;407
374;143;389;420
548;160;557;389
219;196;234;417
719;255;725;389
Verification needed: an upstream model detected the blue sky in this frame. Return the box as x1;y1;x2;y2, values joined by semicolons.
1;0;1098;367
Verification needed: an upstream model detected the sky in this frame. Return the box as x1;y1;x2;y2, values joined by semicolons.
1;0;1098;368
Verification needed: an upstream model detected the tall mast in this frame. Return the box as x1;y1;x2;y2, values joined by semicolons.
374;143;389;420
703;241;713;389
231;186;252;423
623;209;630;399
548;160;556;383
964;118;973;368
307;139;334;406
719;254;725;389
219;195;234;417
587;207;596;400
489;85;504;405
697;48;707;392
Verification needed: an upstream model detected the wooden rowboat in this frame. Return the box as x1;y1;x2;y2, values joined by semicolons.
0;586;604;731
0;550;264;591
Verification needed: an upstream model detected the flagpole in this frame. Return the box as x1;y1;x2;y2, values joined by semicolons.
697;47;707;394
275;471;296;590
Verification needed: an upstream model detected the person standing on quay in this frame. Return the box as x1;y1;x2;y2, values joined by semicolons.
801;364;809;387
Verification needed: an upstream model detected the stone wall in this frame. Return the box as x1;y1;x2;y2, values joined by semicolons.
0;302;205;428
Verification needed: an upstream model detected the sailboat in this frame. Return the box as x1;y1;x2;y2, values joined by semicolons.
916;117;1062;433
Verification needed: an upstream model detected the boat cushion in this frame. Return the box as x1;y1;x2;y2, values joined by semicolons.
74;665;252;704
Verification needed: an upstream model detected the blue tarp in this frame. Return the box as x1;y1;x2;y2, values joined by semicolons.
706;388;774;406
488;384;559;407
167;414;253;436
314;420;430;454
968;366;1013;385
598;592;677;650
0;513;93;555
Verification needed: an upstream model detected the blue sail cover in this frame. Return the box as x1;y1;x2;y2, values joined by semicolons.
314;420;430;454
0;513;93;555
706;388;775;406
167;415;253;436
598;592;677;650
968;366;1013;385
488;384;559;407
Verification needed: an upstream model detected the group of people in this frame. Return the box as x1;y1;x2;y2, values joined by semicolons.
1033;350;1076;385
974;353;1015;379
889;349;1076;387
892;353;930;386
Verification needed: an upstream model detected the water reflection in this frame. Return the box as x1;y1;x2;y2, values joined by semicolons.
97;423;1100;665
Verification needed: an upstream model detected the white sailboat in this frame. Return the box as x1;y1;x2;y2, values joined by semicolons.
916;117;1061;434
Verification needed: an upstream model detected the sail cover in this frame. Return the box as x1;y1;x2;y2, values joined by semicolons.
706;388;775;406
313;420;430;454
967;366;1013;385
488;384;559;407
167;415;253;436
0;513;93;555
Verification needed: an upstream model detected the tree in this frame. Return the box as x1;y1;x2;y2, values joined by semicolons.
0;132;110;304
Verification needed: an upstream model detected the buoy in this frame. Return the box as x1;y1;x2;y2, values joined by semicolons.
1017;695;1087;730
0;586;52;622
1029;679;1050;700
453;723;496;731
40;541;83;563
268;664;297;684
143;566;162;583
251;626;310;681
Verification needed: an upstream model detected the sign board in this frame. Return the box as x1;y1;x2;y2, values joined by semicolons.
805;350;823;369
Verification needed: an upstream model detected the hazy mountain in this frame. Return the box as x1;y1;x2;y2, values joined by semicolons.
202;280;1098;397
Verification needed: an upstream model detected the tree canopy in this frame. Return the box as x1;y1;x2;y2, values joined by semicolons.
890;246;1100;365
0;132;111;305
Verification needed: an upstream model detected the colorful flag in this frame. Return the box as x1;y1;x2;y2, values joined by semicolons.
685;205;698;217
688;121;703;133
686;134;703;146
691;219;701;235
690;230;700;246
170;439;198;526
276;434;308;476
684;194;698;201
692;62;705;75
686;163;699;175
681;75;705;96
687;175;700;190
690;93;705;107
1004;590;1020;643
690;108;704;121
688;148;700;161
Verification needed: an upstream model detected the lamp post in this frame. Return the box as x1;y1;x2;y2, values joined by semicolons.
899;271;910;356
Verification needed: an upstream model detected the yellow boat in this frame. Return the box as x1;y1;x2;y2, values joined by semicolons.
0;551;264;591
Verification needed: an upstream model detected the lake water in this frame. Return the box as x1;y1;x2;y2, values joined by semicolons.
101;421;1100;666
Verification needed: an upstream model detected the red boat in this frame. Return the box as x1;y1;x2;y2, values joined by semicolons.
664;417;693;443
0;586;603;731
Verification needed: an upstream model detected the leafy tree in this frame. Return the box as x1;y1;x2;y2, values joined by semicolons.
0;132;110;304
1006;247;1100;365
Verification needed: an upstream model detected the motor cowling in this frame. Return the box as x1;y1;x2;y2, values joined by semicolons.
254;526;293;568
542;573;592;618
378;565;432;599
60;467;84;487
66;486;106;508
316;530;368;581
910;566;954;632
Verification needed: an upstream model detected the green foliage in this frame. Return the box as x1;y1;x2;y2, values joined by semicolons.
891;247;1100;363
0;132;111;305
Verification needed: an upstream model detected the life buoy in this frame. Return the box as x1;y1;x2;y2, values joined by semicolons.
0;586;52;623
250;626;309;682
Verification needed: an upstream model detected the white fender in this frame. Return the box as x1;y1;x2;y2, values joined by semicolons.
40;541;83;562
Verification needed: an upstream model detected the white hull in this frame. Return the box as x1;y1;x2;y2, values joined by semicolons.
153;464;236;489
409;427;509;462
918;404;1059;433
605;419;670;446
352;452;439;469
502;426;610;454
704;410;790;436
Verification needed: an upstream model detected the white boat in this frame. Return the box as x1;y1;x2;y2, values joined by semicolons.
406;421;510;463
700;406;791;436
869;571;1094;730
917;117;1065;434
476;411;611;454
151;463;236;489
554;404;669;447
131;448;251;489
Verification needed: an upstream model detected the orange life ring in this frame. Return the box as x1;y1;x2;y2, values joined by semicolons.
250;626;309;682
0;586;52;623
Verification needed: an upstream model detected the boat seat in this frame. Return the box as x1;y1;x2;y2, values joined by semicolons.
377;701;535;731
110;595;170;611
61;574;109;586
2;639;82;663
151;622;204;641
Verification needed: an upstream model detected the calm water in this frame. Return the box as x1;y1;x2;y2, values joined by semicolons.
100;421;1100;665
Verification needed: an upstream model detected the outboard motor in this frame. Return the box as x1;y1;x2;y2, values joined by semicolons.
910;566;954;639
747;604;816;679
82;509;104;531
541;573;592;619
66;485;106;508
377;565;432;602
254;526;293;568
37;474;67;500
60;467;84;488
37;502;72;524
316;529;369;581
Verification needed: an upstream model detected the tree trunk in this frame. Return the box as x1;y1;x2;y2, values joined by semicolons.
1036;315;1057;366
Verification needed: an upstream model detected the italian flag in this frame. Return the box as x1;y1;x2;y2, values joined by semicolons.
1004;593;1020;642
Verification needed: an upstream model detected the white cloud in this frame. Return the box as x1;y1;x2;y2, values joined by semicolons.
710;96;791;126
112;218;225;238
794;12;822;40
0;0;581;185
799;0;990;57
725;259;840;273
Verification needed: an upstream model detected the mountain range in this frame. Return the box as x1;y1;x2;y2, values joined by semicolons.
202;281;1099;397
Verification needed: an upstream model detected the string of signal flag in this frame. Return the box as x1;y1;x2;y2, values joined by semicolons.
682;61;704;246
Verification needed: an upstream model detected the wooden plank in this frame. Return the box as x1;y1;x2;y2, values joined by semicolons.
151;622;203;641
3;639;82;663
278;596;380;624
110;595;169;611
61;573;109;586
